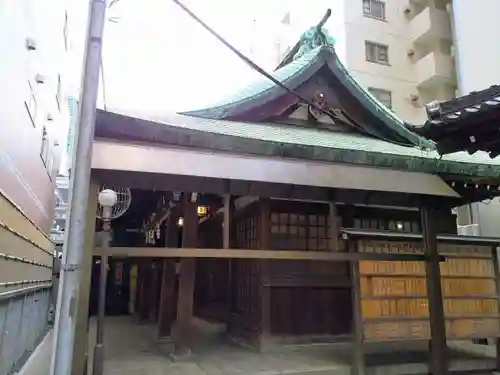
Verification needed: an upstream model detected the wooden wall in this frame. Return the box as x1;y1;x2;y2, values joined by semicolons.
265;200;351;338
229;201;263;344
195;199;460;347
196;216;229;321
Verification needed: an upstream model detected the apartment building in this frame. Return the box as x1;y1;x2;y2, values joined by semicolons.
276;1;500;237
277;0;456;124
0;0;73;373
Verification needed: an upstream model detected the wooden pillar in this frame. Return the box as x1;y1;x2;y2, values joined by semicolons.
349;238;365;375
343;205;364;375
71;180;98;375
328;202;339;251
223;195;234;322
157;213;179;339
173;193;198;356
136;259;152;323
259;199;271;349
149;260;160;322
421;204;448;375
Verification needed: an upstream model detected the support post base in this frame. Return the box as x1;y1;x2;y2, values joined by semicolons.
92;343;105;375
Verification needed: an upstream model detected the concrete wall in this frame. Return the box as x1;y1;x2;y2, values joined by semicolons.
0;0;69;372
0;0;69;233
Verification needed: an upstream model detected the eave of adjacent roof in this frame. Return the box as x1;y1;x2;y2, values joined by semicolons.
416;85;500;156
419;85;500;134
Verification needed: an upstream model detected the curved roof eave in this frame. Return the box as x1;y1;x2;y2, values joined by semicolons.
180;47;324;119
322;50;434;150
181;44;435;150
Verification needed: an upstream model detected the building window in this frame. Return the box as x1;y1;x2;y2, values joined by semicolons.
25;81;37;127
56;75;62;111
368;88;392;109
365;41;389;64
63;11;69;51
41;127;55;179
363;0;386;20
281;11;291;25
41;127;49;166
270;212;329;251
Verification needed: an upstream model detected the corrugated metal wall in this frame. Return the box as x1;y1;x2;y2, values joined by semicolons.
0;286;51;375
0;192;54;375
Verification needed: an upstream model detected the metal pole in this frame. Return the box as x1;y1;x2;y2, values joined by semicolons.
50;1;107;375
92;211;111;375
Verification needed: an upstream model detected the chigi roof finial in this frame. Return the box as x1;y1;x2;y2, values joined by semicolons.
293;9;336;61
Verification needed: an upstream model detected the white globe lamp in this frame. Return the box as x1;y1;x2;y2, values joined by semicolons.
98;189;117;222
98;188;118;207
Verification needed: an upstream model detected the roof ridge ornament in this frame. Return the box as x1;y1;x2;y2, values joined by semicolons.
293;9;335;61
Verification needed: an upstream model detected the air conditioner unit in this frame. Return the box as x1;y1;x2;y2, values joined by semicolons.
457;224;480;237
35;74;45;84
25;37;37;51
409;94;420;106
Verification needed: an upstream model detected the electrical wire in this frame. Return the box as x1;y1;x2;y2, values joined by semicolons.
100;59;107;111
170;0;420;148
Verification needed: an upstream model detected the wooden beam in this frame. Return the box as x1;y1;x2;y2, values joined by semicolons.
173;193;198;356
94;246;431;262
421;205;448;375
93;170;462;208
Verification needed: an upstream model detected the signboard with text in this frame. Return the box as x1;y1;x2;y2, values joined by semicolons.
357;240;500;342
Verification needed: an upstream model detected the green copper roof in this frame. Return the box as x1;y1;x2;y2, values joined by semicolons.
182;26;434;150
129;111;500;179
182;47;320;118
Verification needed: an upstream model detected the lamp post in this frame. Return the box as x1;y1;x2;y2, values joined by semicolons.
93;188;117;375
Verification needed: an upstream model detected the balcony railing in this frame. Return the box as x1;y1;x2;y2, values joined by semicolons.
410;7;451;47
416;51;455;89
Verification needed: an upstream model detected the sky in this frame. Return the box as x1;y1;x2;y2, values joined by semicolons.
68;0;333;116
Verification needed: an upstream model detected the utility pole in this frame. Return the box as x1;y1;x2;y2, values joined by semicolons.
50;1;107;375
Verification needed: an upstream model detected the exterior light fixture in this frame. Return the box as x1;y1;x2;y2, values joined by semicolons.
98;189;117;221
93;188;117;375
425;100;442;119
177;217;184;227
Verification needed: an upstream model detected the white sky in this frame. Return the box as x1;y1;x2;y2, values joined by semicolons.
68;0;332;116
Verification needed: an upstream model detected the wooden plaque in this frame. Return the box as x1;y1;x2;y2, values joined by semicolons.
357;240;500;342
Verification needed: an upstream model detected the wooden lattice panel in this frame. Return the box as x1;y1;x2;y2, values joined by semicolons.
357;240;500;342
